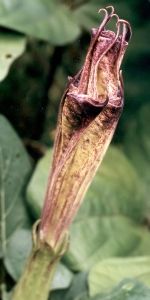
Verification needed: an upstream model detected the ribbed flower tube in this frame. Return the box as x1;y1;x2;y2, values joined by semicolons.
39;6;132;249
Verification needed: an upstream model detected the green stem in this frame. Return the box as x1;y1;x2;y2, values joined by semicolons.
12;221;68;300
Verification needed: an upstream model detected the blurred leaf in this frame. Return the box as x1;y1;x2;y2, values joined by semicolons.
4;228;32;281
0;0;80;45
0;115;32;264
26;149;52;218
51;278;150;300
78;279;150;300
100;279;150;300
73;3;100;30
0;31;26;81
64;216;150;271
131;228;150;257
51;263;73;291
50;272;87;300
64;272;87;300
123;104;150;199
73;1;136;32
88;257;150;296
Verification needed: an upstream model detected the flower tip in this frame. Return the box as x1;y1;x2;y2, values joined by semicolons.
106;5;115;15
98;7;107;15
97;6;132;43
98;5;114;17
117;19;132;42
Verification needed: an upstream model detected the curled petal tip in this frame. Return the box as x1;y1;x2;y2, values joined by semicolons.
108;13;120;39
98;6;114;23
117;19;132;42
99;6;114;16
106;5;115;15
97;7;113;36
111;13;119;23
98;7;109;28
98;7;108;15
97;7;119;38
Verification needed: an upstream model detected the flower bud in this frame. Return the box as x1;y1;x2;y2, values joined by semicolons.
40;6;131;249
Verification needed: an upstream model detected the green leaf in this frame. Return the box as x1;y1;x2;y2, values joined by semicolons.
64;216;148;271
51;278;150;300
88;257;150;296
4;228;32;281
0;0;80;45
50;272;87;300
108;279;150;300
73;2;137;33
65;272;87;300
64;216;150;272
51;263;73;291
26;149;53;218
73;3;100;30
132;228;150;257
102;279;150;300
78;279;150;300
0;31;26;81
123;104;150;193
0;115;31;269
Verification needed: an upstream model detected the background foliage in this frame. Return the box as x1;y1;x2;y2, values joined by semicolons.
0;0;150;299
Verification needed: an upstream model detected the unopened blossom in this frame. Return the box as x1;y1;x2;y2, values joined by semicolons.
39;6;132;249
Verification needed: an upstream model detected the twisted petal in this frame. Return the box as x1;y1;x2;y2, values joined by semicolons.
39;7;131;249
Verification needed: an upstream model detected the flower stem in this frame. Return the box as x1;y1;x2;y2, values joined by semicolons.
12;221;68;300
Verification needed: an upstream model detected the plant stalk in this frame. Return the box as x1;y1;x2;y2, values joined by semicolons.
12;221;68;300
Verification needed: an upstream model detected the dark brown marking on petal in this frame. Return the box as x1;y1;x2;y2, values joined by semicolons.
64;94;105;130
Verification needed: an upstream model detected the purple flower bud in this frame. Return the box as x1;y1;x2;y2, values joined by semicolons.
39;6;131;249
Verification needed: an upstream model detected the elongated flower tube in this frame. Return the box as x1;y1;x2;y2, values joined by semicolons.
39;6;132;249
